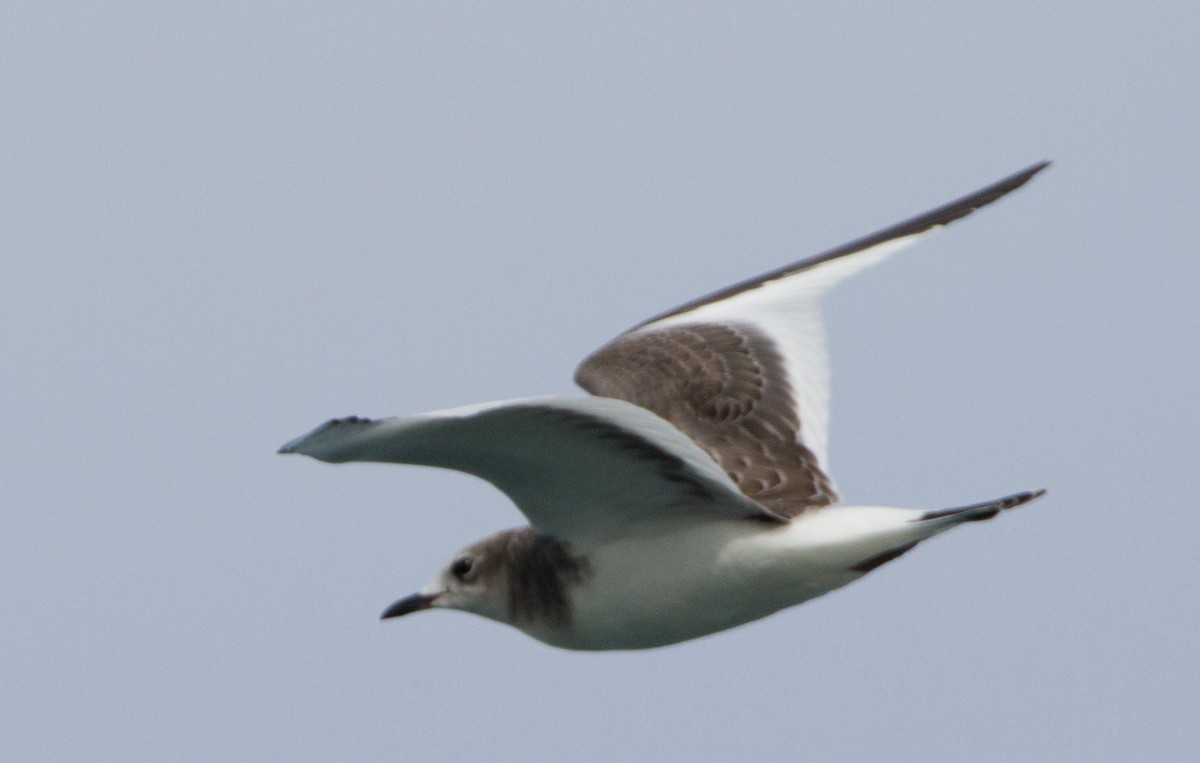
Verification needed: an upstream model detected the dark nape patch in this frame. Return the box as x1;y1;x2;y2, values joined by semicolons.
503;529;589;628
850;541;920;573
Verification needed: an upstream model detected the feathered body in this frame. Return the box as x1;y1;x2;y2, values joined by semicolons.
280;163;1049;650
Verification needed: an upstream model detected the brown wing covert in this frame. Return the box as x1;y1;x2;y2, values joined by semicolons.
575;322;837;517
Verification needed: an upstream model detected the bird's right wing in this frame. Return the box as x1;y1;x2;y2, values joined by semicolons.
576;162;1049;517
279;396;780;547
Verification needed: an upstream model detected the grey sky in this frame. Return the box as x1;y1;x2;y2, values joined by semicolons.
3;3;1198;761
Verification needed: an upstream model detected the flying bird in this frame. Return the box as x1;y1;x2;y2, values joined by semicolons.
279;162;1049;650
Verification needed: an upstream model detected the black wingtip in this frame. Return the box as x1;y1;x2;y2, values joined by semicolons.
807;159;1053;260
996;160;1052;195
628;161;1052;330
900;159;1052;232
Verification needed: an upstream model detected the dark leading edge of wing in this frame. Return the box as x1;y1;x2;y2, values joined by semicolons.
577;162;1049;518
630;161;1051;330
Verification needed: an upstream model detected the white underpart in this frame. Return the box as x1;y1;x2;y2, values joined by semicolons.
634;232;928;472
541;504;941;650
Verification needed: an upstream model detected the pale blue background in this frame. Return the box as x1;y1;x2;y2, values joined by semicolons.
4;3;1198;761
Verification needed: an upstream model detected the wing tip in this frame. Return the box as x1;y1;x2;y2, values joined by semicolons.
787;158;1053;275
277;416;378;459
974;159;1052;206
1010;159;1053;184
622;160;1051;331
898;159;1052;235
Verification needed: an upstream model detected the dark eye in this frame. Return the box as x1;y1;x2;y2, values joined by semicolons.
451;557;474;580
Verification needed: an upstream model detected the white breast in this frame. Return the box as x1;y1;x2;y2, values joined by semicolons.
526;520;838;650
522;506;930;650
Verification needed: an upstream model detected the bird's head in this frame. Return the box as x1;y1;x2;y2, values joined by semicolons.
380;534;512;623
379;528;587;642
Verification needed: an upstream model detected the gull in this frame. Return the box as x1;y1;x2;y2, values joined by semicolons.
279;162;1049;650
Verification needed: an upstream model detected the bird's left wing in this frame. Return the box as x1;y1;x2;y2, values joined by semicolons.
279;396;780;546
